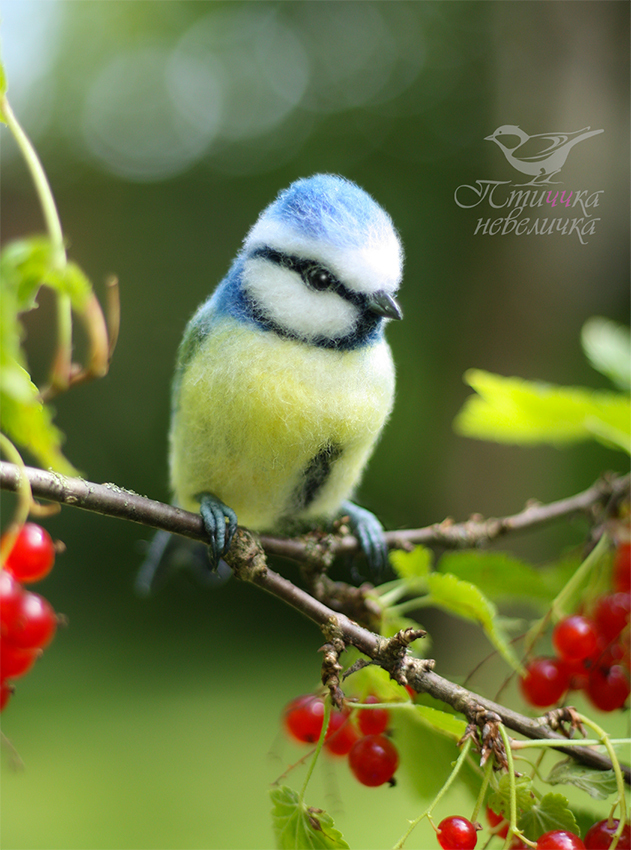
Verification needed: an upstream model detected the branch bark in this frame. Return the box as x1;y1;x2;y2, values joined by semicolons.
1;461;629;782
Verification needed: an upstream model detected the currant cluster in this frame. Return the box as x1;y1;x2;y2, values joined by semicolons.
486;808;630;848
0;523;60;711
520;542;630;711
282;693;399;787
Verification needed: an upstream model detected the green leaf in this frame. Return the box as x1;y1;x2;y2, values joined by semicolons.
454;369;630;453
488;774;537;817
543;759;617;800
390;546;432;585
0;373;77;476
437;551;560;604
0;236;94;474
425;572;524;674
518;792;578;842
413;703;467;741
270;787;349;850
582;317;631;391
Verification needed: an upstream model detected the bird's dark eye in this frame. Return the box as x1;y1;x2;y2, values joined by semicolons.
304;265;335;292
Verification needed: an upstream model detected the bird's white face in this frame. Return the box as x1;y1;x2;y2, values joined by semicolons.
241;218;403;344
242;254;360;342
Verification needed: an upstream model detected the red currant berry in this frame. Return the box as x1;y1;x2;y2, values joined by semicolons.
536;830;585;849
594;593;630;642
0;570;25;636
586;664;630;711
486;806;509;839
3;523;56;583
324;709;359;756
357;695;390;736
283;695;325;744
436;815;478;849
348;734;399;787
553;615;599;662
561;655;590;691
0;680;13;711
0;640;39;679
520;657;569;707
613;543;631;594
6;591;57;649
584;818;631;849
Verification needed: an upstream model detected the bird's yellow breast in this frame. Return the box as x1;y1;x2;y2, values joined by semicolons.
169;316;395;531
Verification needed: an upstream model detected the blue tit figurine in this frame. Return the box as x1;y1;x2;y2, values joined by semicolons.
141;174;403;592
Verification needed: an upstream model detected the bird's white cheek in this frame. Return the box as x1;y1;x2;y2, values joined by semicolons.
242;258;359;341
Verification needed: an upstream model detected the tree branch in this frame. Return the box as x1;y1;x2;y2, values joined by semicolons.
1;462;627;560
1;461;629;782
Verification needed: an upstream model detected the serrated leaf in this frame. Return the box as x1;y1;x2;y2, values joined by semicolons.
488;773;537;816
270;787;349;850
454;369;630;454
518;793;578;841
582;317;631;392
390;546;432;585
426;572;524;674
543;759;617;800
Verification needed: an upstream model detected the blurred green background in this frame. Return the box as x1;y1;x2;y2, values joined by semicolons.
1;2;629;848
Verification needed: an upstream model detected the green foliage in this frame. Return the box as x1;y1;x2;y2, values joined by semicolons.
543;760;617;801
389;546;432;585
489;775;579;840
582;317;631;392
454;369;630;452
270;787;349;850
437;550;578;605
454;319;630;454
0;237;95;474
389;546;523;674
412;703;467;741
518;793;579;841
427;571;523;672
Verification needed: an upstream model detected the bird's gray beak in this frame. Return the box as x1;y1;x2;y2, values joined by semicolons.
484;134;495;141
367;291;403;321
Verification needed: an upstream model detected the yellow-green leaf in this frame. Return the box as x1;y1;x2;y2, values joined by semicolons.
426;572;524;674
390;546;432;584
455;369;630;453
582;317;631;392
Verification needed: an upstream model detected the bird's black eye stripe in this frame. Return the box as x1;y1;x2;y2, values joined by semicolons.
251;247;341;294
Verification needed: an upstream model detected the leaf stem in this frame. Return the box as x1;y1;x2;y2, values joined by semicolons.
470;755;494;823
1;97;65;264
1;94;72;389
299;698;331;805
576;713;628;849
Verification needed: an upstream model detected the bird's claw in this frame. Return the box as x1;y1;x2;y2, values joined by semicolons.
198;492;238;569
340;500;389;577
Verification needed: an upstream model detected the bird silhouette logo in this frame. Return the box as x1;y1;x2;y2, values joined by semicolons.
485;125;604;185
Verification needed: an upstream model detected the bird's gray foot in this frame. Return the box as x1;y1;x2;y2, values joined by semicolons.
340;500;389;577
198;492;238;569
